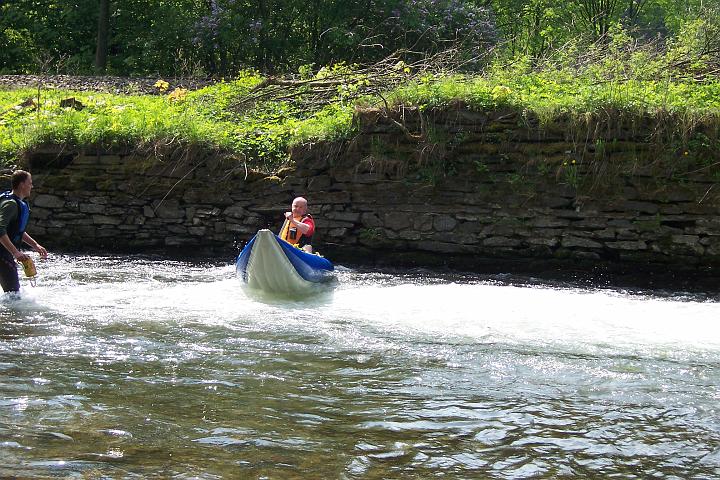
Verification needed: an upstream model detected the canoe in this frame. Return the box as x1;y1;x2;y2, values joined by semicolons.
235;229;335;295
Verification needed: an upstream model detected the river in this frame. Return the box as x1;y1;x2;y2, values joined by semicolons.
1;255;719;478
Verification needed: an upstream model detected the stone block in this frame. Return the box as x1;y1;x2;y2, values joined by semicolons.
328;227;349;237
623;201;660;214
433;215;457;232
384;212;411;231
412;215;433;232
324;219;354;228
481;224;515;236
483;236;522;247
225;223;255;233
55;212;86;220
561;235;603;249
615;228;639;240
397;230;421;240
659;204;683;215
319;191;351;204
224;205;249;218
79;203;106;214
595;228;617;240
694;218;720;235
33;194;66;208
456;221;485;234
671;234;700;247
532;216;570;228
606;240;647;250
325;211;361;223
30;208;51;220
539;196;573;209
92;215;122;225
130;215;145;225
527;237;559;247
307;175;332;190
575;217;609;229
153;200;185;219
167;225;188;234
195;207;221;217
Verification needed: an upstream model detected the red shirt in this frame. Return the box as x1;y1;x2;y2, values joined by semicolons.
299;215;315;238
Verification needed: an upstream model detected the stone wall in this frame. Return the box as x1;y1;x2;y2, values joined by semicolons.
19;106;720;273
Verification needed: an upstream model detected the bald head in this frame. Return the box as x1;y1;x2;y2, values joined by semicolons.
291;197;308;218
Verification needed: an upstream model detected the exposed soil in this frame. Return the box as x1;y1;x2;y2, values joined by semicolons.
0;75;215;95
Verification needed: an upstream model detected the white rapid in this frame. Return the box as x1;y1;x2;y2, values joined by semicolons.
1;255;719;478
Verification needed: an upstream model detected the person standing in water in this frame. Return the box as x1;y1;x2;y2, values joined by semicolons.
279;196;315;253
0;170;48;293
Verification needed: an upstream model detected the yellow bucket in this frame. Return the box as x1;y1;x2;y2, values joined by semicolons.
18;257;37;286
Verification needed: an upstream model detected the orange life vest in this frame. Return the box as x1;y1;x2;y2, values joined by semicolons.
279;214;313;247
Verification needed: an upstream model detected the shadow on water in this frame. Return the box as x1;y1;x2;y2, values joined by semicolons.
337;263;719;302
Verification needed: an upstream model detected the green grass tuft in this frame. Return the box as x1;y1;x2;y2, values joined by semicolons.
2;66;720;171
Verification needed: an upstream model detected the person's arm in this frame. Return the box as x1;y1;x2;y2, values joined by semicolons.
284;213;312;235
0;233;28;262
22;232;47;259
301;216;315;237
0;201;27;261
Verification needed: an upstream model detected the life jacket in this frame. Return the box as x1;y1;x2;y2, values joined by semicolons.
0;191;29;248
279;214;313;248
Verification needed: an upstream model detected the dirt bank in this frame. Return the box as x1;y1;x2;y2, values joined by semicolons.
0;75;214;95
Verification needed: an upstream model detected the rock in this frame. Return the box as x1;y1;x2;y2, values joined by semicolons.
32;194;65;208
561;235;603;249
433;215;457;232
384;212;411;231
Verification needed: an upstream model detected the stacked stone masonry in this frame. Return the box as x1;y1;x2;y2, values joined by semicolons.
21;107;720;271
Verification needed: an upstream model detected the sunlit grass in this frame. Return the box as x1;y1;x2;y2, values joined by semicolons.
2;67;720;171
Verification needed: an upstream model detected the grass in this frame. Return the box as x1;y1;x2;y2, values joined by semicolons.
381;73;720;118
0;72;356;171
2;65;720;172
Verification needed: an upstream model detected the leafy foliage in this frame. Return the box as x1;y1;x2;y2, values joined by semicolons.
0;0;494;76
3;14;720;171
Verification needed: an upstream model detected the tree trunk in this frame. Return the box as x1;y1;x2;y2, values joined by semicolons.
95;0;110;73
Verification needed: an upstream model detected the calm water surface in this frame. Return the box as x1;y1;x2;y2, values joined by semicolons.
1;255;719;479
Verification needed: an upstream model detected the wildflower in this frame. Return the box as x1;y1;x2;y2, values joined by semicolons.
154;80;170;93
491;85;512;99
167;88;188;102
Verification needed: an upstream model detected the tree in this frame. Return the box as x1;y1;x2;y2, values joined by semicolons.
574;0;623;39
95;0;110;72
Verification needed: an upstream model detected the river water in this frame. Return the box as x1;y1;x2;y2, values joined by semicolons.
1;255;719;479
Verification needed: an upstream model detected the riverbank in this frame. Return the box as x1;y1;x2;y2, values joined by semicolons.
18;101;720;287
3;74;720;285
0;74;213;95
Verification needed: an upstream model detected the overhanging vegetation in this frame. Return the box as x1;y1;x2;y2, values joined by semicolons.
2;32;720;173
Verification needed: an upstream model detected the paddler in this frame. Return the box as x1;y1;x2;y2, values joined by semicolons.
0;170;48;293
278;196;315;253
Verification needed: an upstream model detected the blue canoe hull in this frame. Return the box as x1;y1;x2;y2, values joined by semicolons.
236;229;334;294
